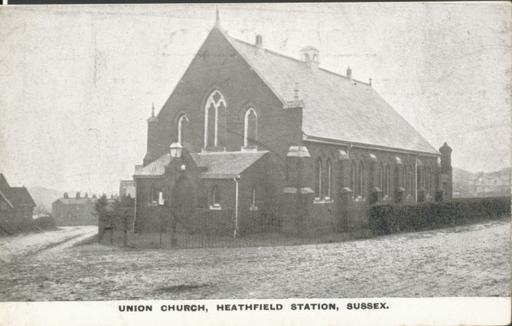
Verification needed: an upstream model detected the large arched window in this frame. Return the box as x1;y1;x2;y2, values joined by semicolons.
326;159;332;200
177;114;189;144
315;158;323;199
244;107;258;149
204;90;227;149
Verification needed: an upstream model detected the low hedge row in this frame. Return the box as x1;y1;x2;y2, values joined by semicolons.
369;196;510;235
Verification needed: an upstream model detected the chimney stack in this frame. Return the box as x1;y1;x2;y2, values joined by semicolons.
255;34;263;48
63;192;68;199
84;192;89;199
76;192;81;199
346;66;352;79
300;46;320;68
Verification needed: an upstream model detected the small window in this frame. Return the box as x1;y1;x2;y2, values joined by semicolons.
209;185;221;210
149;186;159;205
250;185;258;211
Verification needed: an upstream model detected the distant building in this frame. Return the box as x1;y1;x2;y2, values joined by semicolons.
119;180;136;198
453;167;510;198
52;192;97;226
474;169;510;197
0;174;36;233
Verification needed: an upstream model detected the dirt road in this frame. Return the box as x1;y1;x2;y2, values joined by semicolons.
0;220;509;300
0;226;97;263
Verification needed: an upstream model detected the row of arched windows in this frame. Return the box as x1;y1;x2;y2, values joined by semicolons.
313;157;438;201
175;90;258;150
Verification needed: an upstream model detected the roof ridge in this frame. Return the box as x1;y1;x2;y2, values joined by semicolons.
229;36;372;86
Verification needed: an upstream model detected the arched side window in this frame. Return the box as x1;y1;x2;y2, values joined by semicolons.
244;107;258;149
204;90;227;149
358;161;364;198
351;160;356;198
387;165;392;197
325;159;332;200
383;164;391;197
315;158;323;199
250;185;258;211
209;185;221;210
379;163;384;190
401;166;406;189
177;114;189;144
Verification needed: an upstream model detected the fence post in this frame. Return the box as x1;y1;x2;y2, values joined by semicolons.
122;208;128;247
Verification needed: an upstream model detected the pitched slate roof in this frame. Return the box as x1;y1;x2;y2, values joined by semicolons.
134;153;173;178
219;28;438;155
1;187;36;208
54;198;95;205
190;151;268;179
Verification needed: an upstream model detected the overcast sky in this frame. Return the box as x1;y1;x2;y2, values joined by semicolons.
0;3;510;194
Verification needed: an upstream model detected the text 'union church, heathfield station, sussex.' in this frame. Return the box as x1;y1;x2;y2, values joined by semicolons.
132;14;453;237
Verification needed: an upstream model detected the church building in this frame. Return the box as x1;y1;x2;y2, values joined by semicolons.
133;15;453;236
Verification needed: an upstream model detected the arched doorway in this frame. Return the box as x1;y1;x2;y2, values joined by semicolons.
172;176;195;224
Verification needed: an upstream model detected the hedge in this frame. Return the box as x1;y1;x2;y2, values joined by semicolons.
369;196;511;235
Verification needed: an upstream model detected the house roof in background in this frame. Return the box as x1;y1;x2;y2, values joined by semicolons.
2;187;36;208
219;28;439;155
54;197;95;205
190;151;268;179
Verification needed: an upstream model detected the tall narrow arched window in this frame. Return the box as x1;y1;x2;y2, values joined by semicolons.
244;107;258;149
417;166;422;191
387;165;392;197
358;161;364;197
250;185;258;211
204;90;227;149
177;114;189;144
379;163;384;190
326;159;332;200
351;160;356;198
383;164;391;197
401;166;406;189
315;158;322;199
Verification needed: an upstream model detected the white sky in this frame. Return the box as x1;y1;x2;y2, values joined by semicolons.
0;3;510;194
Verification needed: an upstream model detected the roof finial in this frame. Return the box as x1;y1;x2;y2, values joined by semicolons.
215;7;220;26
151;103;155;117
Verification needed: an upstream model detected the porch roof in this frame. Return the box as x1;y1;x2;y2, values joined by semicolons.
190;151;268;179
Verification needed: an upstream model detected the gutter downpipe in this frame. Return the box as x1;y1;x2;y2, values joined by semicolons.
233;177;240;239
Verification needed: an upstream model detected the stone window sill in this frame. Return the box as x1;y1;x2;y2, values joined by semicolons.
209;204;222;211
313;198;334;204
352;196;365;202
249;205;258;211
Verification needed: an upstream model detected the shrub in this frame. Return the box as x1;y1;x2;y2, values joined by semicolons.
369;197;510;235
33;215;57;230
